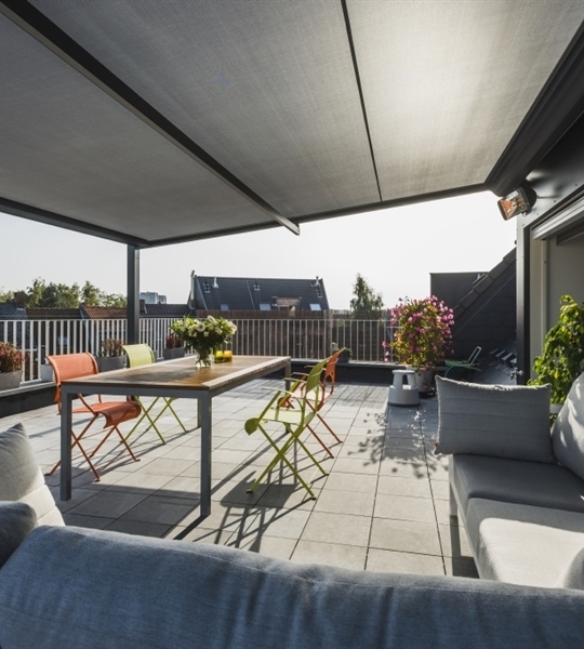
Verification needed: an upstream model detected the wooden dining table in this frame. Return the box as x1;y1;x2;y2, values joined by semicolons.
59;355;291;517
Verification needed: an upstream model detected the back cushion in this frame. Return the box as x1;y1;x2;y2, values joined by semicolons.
0;423;64;526
435;377;554;463
552;373;584;481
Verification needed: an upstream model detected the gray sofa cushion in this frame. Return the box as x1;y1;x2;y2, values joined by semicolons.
435;377;553;463
465;498;584;588
450;454;584;515
552;372;584;481
0;502;37;569
0;423;64;526
1;525;584;649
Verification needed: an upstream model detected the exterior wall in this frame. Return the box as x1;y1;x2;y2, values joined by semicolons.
449;263;516;361
547;235;584;323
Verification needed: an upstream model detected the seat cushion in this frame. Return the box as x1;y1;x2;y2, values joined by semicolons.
451;454;584;516
465;498;584;588
0;423;64;526
552;372;584;482
435;377;553;463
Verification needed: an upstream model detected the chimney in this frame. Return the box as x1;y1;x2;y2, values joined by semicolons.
14;292;26;309
189;271;197;309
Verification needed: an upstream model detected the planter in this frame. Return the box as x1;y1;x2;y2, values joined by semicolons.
163;347;186;361
337;356;351;364
0;371;22;391
40;364;55;383
96;356;127;373
413;368;434;395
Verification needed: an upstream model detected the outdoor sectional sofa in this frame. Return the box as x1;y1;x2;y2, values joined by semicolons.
1;399;584;646
437;374;584;590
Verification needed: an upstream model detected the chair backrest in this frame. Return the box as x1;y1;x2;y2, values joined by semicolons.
467;346;482;365
46;353;99;407
321;348;344;398
302;358;328;411
122;344;155;368
46;353;98;385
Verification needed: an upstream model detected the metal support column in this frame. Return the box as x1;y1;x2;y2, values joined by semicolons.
516;218;531;385
127;245;140;344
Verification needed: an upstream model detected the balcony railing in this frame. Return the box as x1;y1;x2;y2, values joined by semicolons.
0;317;395;384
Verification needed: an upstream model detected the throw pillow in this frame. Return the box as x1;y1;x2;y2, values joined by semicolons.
552;372;584;481
435;377;554;463
0;423;64;526
0;502;37;569
557;547;584;591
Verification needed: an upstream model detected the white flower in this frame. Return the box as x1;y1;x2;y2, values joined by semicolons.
196;321;206;332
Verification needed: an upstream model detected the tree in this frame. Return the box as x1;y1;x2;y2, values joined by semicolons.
81;281;102;306
12;277;128;308
0;289;13;303
349;274;383;316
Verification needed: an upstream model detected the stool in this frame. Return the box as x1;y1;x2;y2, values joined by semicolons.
388;369;420;407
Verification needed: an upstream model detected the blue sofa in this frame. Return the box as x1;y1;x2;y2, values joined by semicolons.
0;501;584;648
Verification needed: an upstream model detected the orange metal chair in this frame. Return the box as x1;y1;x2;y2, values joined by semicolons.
46;353;141;481
282;349;344;457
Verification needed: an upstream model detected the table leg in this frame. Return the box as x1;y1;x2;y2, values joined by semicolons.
199;394;212;517
60;391;73;501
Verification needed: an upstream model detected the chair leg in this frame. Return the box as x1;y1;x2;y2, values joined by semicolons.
315;413;342;443
306;424;334;458
163;399;188;433
125;397;166;444
247;423;327;498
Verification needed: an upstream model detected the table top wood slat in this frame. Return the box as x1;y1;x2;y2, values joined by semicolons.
61;355;290;392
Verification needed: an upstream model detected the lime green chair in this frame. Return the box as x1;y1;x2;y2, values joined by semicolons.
244;359;329;499
122;344;187;443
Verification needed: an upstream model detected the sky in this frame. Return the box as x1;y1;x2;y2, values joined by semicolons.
0;190;516;310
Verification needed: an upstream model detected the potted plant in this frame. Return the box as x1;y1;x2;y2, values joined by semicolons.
529;295;584;409
163;333;185;360
338;348;352;364
0;342;25;391
389;296;454;393
170;316;237;367
96;338;127;373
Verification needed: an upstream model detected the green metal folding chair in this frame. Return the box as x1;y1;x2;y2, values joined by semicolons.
122;344;187;444
244;359;329;499
444;346;482;379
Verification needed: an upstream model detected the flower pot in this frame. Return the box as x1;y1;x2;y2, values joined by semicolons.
40;364;55;382
414;368;434;394
0;371;22;391
96;356;127;373
163;347;185;361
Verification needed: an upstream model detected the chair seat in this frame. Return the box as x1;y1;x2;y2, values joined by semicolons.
261;407;317;427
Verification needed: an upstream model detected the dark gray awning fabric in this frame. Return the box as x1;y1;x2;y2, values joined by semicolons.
2;0;584;247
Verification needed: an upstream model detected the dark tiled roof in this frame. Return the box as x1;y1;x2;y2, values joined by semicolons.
141;304;194;318
193;276;329;312
0;303;27;319
27;307;82;319
82;307;127;320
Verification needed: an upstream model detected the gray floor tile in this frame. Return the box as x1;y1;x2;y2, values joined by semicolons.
376;475;432;498
67;489;150;518
370;518;442;556
314;488;375;517
105;519;172;538
291;540;366;571
322;472;378;493
373;493;436;522
302;512;371;547
226;534;297;560
120;494;199;526
366;548;445;575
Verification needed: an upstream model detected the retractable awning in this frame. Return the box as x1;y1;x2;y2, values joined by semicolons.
2;0;584;247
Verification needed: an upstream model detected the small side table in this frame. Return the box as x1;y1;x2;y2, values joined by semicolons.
388;369;420;407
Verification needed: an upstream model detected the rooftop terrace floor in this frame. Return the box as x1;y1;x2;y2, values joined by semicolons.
1;379;478;579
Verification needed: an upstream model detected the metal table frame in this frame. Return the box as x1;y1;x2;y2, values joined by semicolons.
59;355;291;517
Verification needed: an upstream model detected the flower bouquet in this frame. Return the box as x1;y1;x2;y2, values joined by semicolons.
388;296;454;381
170;316;237;367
